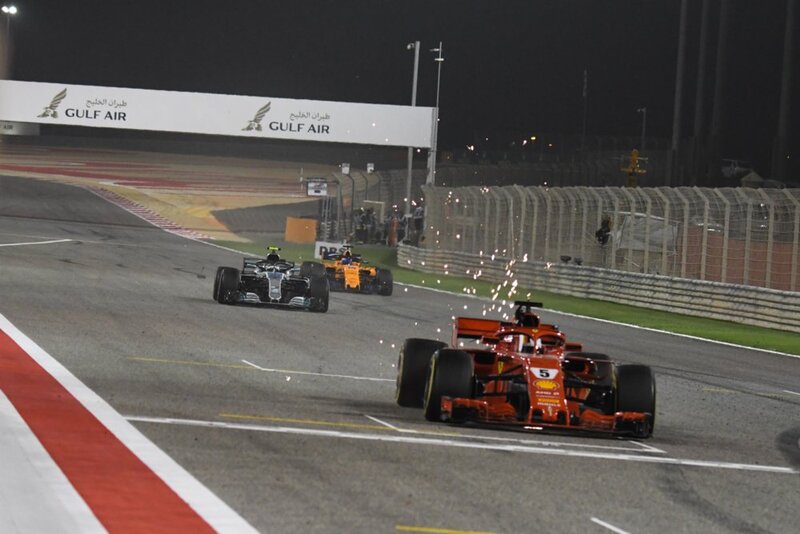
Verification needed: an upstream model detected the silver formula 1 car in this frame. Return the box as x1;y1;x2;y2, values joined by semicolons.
213;247;329;312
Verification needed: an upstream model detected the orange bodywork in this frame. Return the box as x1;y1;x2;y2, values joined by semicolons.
322;256;377;292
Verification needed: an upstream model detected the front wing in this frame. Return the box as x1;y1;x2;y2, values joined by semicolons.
440;396;652;437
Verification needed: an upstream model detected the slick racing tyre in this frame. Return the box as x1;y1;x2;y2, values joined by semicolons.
395;338;447;408
301;261;326;278
424;349;474;422
216;267;240;304
213;266;224;302
615;364;656;438
376;268;393;296
308;274;330;312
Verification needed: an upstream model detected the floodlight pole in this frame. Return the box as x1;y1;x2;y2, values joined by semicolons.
405;41;420;217
1;4;17;76
427;42;444;186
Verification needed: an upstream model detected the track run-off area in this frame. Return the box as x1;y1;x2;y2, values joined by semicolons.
1;165;799;533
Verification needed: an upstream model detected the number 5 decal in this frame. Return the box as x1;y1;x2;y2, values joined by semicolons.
531;367;559;379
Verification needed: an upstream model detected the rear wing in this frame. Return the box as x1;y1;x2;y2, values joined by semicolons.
453;317;514;346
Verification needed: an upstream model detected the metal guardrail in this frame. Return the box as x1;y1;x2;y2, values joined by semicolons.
398;244;800;334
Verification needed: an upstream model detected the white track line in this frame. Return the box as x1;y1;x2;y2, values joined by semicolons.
363;415;665;453
627;439;667;454
126;415;797;475
241;359;394;382
783;390;800;396
364;415;409;432
590;517;631;534
0;238;72;247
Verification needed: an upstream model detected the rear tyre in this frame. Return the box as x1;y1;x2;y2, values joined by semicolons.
615;364;656;438
308;275;329;312
301;261;326;278
216;267;240;304
424;349;474;422
396;338;447;407
376;268;393;296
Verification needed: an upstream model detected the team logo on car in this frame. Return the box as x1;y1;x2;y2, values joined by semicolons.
242;101;271;131
38;88;68;118
535;379;558;390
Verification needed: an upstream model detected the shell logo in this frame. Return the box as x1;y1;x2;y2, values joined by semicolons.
536;379;559;390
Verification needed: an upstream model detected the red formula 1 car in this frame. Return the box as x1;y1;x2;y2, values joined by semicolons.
395;301;656;438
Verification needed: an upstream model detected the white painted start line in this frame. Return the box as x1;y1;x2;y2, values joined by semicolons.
0;238;72;247
363;414;667;454
125;415;798;475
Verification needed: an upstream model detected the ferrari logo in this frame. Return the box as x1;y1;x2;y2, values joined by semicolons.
497;361;504;375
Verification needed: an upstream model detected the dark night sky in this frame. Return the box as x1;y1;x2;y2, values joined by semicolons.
5;0;799;178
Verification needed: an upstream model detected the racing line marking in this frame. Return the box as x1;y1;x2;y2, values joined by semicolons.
364;414;667;454
365;414;409;432
130;355;393;382
129;356;253;370
626;439;667;454
590;517;631;534
220;413;390;432
241;359;394;382
0;238;72;247
783;390;800;397
126;415;798;475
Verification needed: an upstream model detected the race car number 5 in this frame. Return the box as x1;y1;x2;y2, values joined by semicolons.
531;368;559;379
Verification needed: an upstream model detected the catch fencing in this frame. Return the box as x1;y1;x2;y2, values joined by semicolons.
421;186;800;292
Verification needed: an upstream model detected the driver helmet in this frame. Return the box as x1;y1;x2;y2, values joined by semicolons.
341;250;353;265
266;252;280;262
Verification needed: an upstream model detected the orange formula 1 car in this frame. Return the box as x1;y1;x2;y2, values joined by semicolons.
322;246;393;295
395;301;656;438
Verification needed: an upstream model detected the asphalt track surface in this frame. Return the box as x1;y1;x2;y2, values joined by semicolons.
1;174;799;533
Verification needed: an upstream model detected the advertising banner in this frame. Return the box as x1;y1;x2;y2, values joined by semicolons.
0;80;434;148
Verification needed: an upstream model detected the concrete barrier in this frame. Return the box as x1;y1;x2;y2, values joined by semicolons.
398;244;800;333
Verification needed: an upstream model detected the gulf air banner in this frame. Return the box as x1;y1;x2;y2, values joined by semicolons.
0;80;435;148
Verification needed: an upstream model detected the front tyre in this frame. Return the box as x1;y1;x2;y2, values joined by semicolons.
216;267;240;304
213;266;224;302
423;349;474;422
396;338;447;407
615;364;656;438
376;268;393;296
